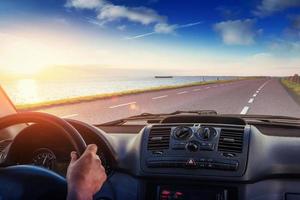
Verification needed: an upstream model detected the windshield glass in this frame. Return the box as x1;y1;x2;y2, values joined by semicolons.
1;0;300;124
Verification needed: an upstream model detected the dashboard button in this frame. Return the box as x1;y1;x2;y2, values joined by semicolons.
198;162;205;168
152;151;164;155
185;158;197;168
222;152;236;158
186;141;199;152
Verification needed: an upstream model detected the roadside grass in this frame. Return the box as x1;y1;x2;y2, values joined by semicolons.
16;78;248;111
281;79;300;104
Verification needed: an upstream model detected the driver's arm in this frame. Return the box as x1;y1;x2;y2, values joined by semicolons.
66;144;107;200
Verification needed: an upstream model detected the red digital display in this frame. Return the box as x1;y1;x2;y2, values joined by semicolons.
158;186;227;200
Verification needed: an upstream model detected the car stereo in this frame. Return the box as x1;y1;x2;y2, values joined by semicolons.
157;185;230;200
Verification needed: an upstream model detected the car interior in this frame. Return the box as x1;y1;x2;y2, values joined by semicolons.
1;87;300;200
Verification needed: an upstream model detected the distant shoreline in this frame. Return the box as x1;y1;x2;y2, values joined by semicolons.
16;78;244;111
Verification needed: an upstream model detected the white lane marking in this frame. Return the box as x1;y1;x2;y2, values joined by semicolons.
61;114;78;118
253;93;257;97
205;87;210;89
109;102;136;109
258;79;271;91
193;88;202;91
212;85;218;88
240;106;249;115
248;98;254;103
256;90;260;93
152;95;168;100
177;91;188;95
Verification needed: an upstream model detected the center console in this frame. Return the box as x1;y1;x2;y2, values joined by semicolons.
140;117;250;200
141;122;250;178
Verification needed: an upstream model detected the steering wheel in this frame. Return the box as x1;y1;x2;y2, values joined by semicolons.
0;112;87;199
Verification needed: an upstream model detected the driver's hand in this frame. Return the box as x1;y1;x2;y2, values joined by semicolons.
66;144;107;200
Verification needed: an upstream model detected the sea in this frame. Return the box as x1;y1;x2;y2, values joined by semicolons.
1;76;236;105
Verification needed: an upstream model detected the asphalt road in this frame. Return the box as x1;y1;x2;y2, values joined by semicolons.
37;78;300;124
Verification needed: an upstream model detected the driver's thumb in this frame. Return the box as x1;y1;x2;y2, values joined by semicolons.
70;151;78;164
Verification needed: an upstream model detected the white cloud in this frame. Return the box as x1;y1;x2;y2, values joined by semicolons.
65;0;104;9
66;0;166;26
254;0;300;17
269;39;300;53
214;19;257;45
97;4;165;25
67;0;203;38
66;0;178;36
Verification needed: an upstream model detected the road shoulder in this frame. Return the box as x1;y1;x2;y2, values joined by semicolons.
281;79;300;106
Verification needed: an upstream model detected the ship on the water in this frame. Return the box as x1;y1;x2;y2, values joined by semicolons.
154;76;173;78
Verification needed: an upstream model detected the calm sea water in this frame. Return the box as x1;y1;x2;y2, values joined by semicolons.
1;76;235;105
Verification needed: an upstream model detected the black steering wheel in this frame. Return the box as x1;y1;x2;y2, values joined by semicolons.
0;112;87;199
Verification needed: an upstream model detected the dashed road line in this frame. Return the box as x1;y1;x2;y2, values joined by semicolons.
248;98;254;103
240;106;249;115
241;79;270;115
152;95;168;100
177;91;188;95
193;88;202;91
205;87;210;89
109;102;136;108
238;79;271;115
61;114;79;118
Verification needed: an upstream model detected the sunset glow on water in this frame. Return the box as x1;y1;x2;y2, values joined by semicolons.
2;76;233;105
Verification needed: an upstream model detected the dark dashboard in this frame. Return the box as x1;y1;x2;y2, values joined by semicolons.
1;114;300;200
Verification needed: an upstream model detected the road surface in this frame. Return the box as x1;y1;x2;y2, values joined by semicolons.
37;78;300;124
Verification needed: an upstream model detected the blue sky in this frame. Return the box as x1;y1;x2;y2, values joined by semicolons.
0;0;300;76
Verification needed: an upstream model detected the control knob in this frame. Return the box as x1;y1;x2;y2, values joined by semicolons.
197;127;217;140
186;141;198;152
173;126;193;140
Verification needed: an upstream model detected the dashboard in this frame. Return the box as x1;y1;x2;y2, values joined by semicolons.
1;115;300;200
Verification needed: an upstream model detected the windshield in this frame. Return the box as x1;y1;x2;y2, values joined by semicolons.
1;0;300;124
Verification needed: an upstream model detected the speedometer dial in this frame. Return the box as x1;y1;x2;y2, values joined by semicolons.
31;147;113;177
32;148;56;170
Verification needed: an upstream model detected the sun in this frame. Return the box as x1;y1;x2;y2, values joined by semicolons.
1;31;54;77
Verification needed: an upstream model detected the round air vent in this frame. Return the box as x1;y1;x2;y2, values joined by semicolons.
196;127;217;140
173;126;193;140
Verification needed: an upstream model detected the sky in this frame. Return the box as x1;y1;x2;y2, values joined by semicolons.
0;0;300;77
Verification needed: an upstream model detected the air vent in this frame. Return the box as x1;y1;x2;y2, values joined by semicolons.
218;127;244;153
147;127;171;150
